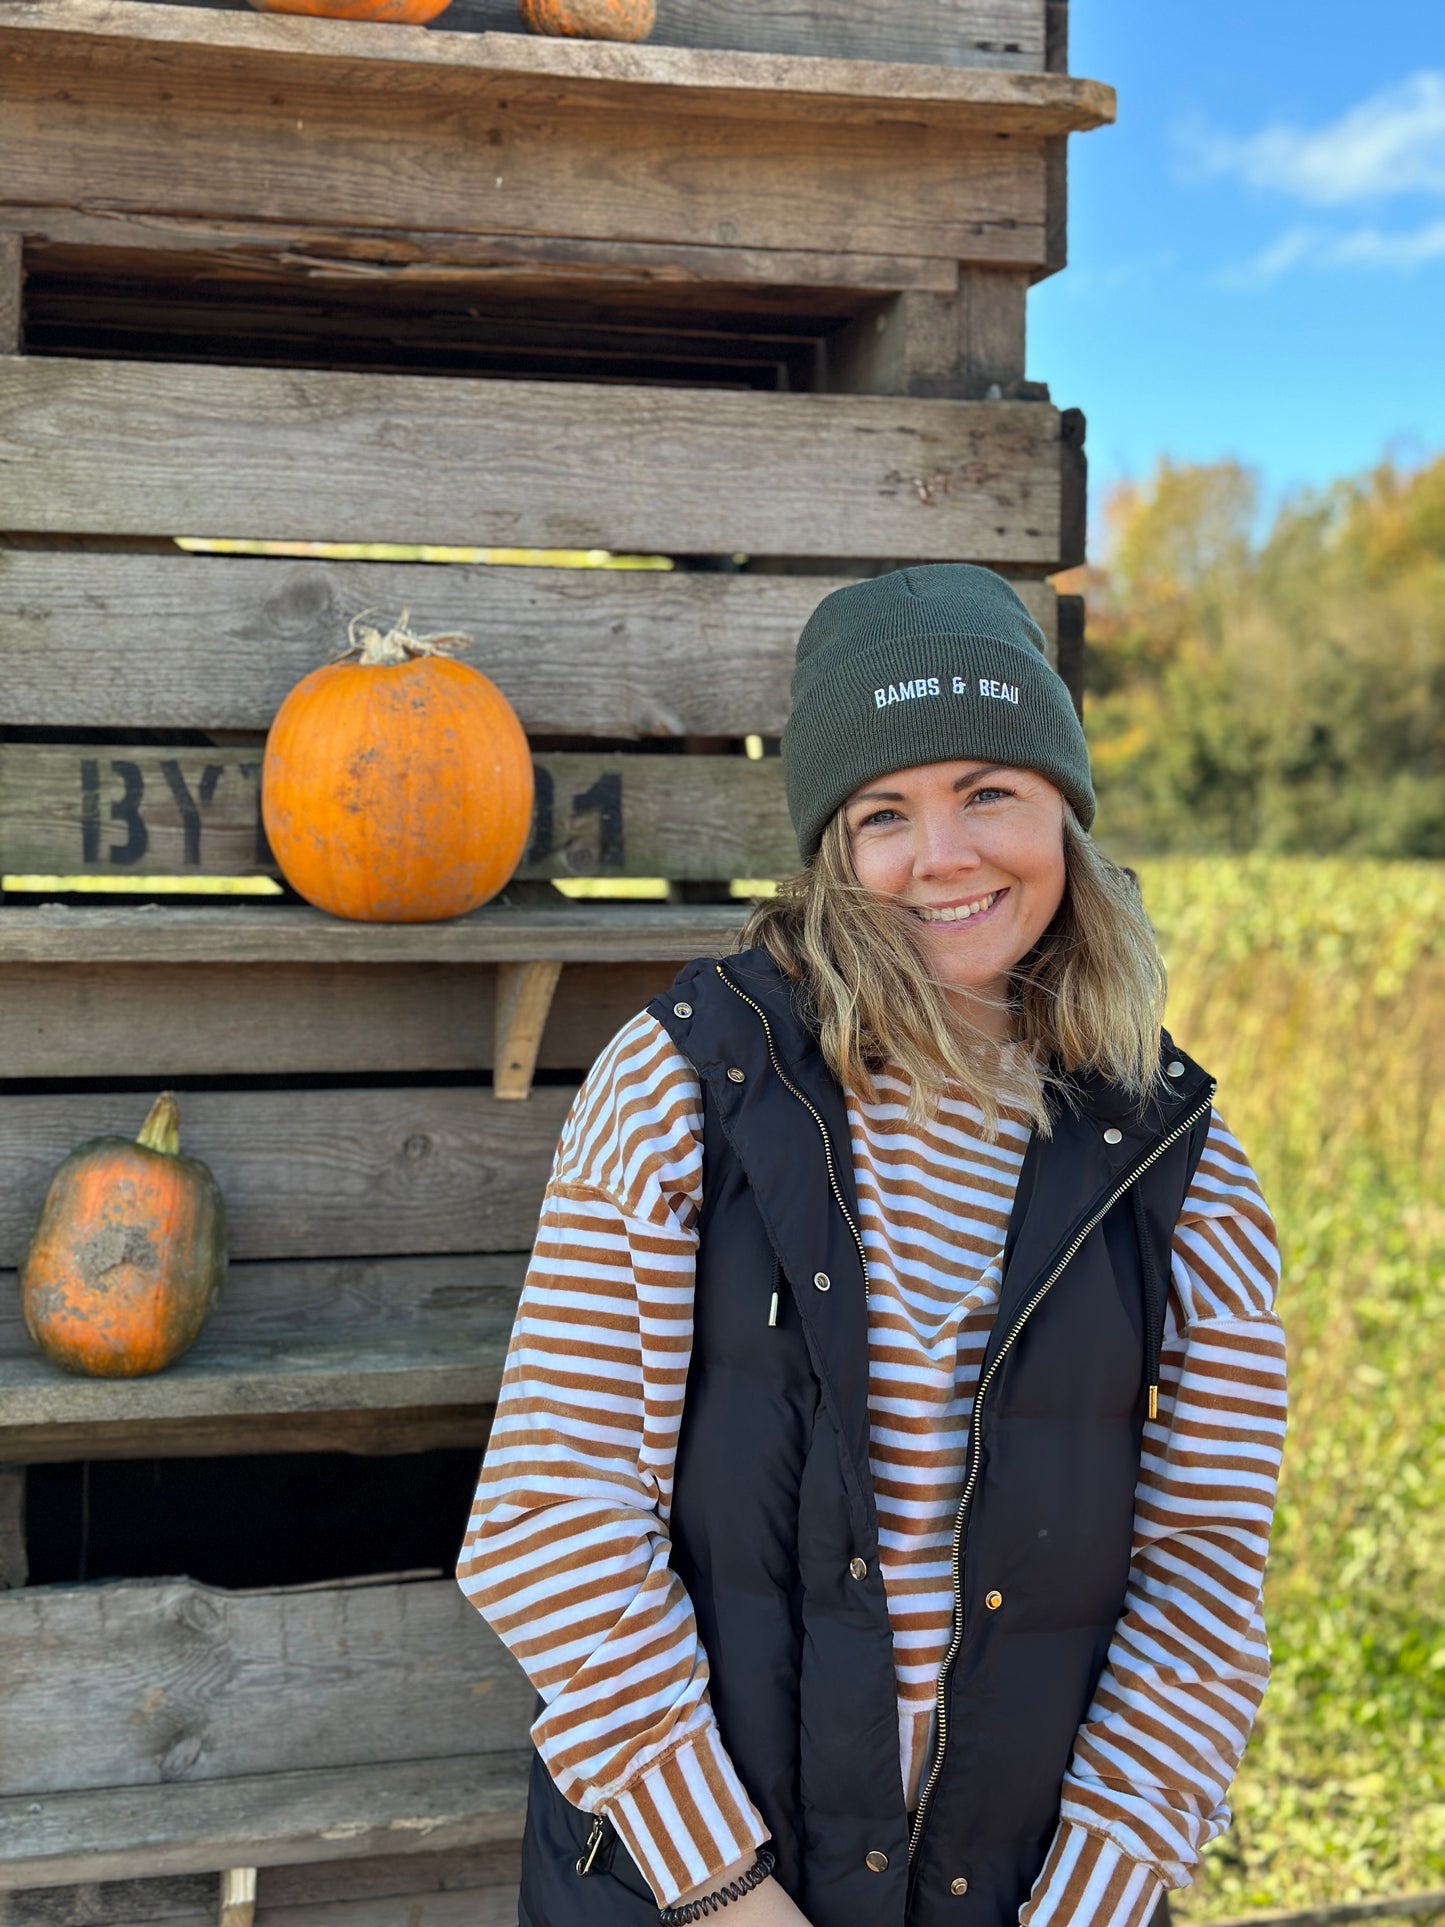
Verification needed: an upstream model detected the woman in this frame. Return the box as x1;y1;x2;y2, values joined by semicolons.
459;565;1287;1927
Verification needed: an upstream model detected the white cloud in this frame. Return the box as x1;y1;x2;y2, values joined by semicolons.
1185;71;1445;205
1219;216;1445;283
1329;218;1445;264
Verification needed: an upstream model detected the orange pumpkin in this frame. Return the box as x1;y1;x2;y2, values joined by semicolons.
21;1095;226;1379
518;0;655;40
262;614;535;923
246;0;454;23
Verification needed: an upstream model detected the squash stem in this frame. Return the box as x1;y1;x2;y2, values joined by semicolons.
349;610;471;665
136;1091;182;1156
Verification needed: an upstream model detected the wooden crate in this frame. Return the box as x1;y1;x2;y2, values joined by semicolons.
0;1;1106;1915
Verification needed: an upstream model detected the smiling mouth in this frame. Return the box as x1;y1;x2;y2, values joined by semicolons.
913;890;1004;924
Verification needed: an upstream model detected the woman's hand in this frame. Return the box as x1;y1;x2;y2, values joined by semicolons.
669;1856;813;1926
722;1876;813;1925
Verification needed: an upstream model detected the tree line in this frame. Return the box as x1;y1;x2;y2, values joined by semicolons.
1070;452;1445;856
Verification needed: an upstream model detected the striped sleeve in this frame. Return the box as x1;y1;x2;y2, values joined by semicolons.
1023;1110;1287;1927
456;1010;769;1907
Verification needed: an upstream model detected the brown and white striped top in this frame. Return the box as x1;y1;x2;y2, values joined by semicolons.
459;1011;1286;1924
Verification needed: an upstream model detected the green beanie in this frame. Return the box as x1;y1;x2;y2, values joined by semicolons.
781;563;1094;858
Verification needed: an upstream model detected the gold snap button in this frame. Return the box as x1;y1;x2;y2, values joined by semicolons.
1166;1060;1185;1078
849;1556;867;1581
1103;1127;1123;1144
865;1850;889;1873
726;1067;746;1084
951;1877;970;1896
813;1271;831;1292
673;1001;693;1019
985;1589;1003;1611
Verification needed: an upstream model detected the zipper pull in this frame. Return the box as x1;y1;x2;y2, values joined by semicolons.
576;1816;606;1876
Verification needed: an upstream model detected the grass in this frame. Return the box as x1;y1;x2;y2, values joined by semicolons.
1131;857;1445;1917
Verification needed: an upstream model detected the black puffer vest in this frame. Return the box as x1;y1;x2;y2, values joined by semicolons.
519;949;1214;1927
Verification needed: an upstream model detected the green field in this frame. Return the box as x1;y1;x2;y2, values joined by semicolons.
1132;857;1445;1917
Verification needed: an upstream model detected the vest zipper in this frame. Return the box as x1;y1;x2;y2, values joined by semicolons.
715;964;870;1301
905;1084;1215;1864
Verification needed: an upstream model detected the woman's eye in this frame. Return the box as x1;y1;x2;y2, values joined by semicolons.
967;786;1013;806
851;807;901;831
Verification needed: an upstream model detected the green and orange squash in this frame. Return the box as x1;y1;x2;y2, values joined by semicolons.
518;0;655;40
21;1094;226;1378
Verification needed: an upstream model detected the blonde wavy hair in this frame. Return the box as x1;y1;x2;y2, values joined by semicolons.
740;807;1167;1137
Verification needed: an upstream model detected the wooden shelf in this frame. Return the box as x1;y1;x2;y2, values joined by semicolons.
0;901;746;965
0;1750;531;1888
0;2;1115;135
0;1574;532;1884
0;1253;523;1459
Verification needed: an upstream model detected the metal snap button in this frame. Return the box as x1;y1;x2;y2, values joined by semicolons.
673;1001;693;1019
951;1877;969;1896
849;1557;868;1581
1166;1060;1185;1078
865;1851;889;1873
985;1589;1003;1611
726;1067;746;1084
1103;1127;1123;1145
813;1271;831;1292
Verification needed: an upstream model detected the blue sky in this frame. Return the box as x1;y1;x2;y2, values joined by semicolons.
1029;0;1445;526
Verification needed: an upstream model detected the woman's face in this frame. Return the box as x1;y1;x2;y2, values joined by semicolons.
842;759;1068;1035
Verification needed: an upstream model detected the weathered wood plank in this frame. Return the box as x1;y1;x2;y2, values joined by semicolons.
0;37;1065;271
0;903;745;967
258;1886;518;1927
0;557;809;737
0;1086;572;1268
0;1853;522;1927
0;1249;510;1361
0;554;1056;733
2;207;960;296
0;233;20;356
464;0;1045;66
822;272;1033;401
0;7;1106;130
92;0;1048;70
260;1844;521;1913
0;1750;531;1887
0;1254;521;1460
0;747;799;883
0;960;676;1077
0;1406;493;1464
0;1871;218;1925
0;1578;529;1799
0;361;1066;560
0;1466;24;1590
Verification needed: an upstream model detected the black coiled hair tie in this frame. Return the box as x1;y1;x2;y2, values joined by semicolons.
658;1849;777;1923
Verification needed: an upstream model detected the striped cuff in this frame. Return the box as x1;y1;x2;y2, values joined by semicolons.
605;1722;771;1908
1020;1823;1164;1927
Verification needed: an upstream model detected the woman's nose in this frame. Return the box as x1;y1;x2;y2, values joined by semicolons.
913;815;981;876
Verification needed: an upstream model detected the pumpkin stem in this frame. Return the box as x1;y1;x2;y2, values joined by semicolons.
136;1092;182;1156
344;609;472;666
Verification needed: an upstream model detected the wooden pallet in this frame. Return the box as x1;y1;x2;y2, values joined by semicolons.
0;0;1103;1914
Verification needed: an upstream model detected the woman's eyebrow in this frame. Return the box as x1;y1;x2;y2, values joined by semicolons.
847;765;1012;809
